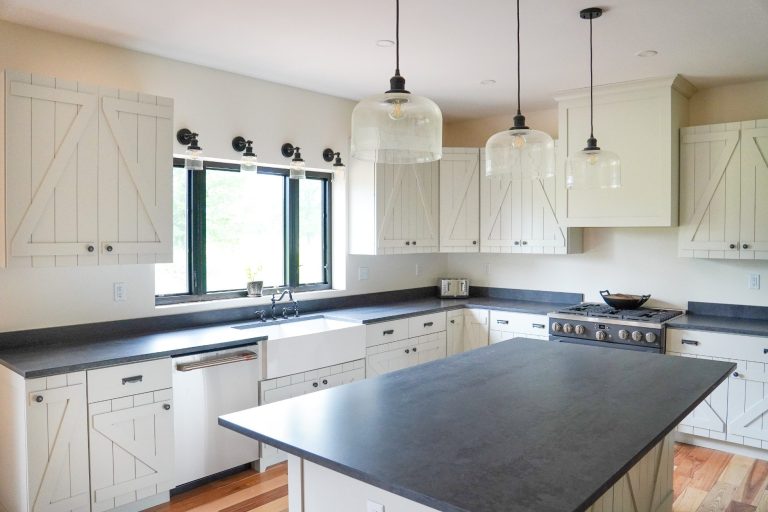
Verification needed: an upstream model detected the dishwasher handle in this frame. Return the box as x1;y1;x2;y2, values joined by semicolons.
175;351;258;372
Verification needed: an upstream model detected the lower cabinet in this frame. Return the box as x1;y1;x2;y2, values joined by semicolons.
489;310;550;343
447;309;489;356
259;360;365;468
668;328;768;450
366;332;447;377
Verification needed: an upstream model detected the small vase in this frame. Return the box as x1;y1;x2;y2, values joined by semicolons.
247;281;263;297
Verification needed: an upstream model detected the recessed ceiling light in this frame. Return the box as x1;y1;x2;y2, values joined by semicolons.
376;39;395;47
636;50;658;57
480;79;496;86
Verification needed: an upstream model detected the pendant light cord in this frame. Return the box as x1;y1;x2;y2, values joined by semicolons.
589;15;594;139
395;0;400;76
516;0;521;116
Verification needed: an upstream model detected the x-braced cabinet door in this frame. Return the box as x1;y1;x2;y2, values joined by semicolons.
439;149;480;252
376;161;439;253
727;360;768;447
26;373;89;512
672;353;729;435
5;70;99;267
98;88;173;264
480;149;522;253
519;176;566;253
89;390;173;511
679;125;742;258
739;122;768;259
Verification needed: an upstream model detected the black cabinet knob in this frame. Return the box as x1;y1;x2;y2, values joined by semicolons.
413;241;417;245
87;245;95;253
405;241;410;246
34;395;43;403
313;382;319;388
106;245;114;252
729;243;736;249
163;403;171;411
522;241;528;245
743;244;749;249
322;379;328;385
472;240;477;245
412;347;417;352
405;349;410;354
514;241;520;245
733;372;740;378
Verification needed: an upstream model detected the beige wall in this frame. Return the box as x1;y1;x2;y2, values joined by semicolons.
441;79;768;308
0;21;442;332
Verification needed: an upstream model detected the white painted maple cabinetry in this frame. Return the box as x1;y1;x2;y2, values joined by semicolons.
2;70;173;267
439;148;480;252
668;329;768;452
678;119;768;260
365;312;447;377
489;310;549;343
447;309;489;356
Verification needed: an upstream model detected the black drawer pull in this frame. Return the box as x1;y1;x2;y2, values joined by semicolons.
412;347;417;352
322;379;328;385
764;349;768;354
532;323;546;329
681;339;699;346
423;322;434;327
122;375;143;385
163;403;171;411
313;382;319;388
383;329;395;335
733;372;741;378
34;395;44;403
405;349;410;354
497;320;509;325
450;319;455;324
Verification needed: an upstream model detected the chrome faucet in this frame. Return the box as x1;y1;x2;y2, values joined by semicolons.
271;288;299;319
255;310;268;322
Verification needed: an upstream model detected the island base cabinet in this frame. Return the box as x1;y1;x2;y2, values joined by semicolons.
366;332;447;378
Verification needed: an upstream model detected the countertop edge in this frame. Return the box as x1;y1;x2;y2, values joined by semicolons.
666;319;768;338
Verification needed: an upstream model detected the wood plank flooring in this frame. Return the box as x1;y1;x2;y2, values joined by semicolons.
147;443;768;512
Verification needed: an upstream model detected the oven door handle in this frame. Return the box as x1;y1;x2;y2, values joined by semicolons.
176;351;258;372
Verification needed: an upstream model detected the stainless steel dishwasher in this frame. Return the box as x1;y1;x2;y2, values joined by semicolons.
172;344;261;487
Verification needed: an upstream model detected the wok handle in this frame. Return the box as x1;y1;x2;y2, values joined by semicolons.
599;290;611;297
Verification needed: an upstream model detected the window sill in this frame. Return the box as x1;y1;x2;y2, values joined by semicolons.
155;286;343;313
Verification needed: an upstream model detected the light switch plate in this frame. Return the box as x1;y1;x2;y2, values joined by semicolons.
749;273;761;290
113;282;127;302
358;267;369;281
366;500;384;512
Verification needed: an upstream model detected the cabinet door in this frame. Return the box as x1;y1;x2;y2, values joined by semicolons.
678;125;742;258
480;166;522;253
5;71;99;267
376;161;439;254
489;329;507;344
669;353;728;437
89;390;174;511
26;373;89;512
366;341;415;377
519;177;567;254
727;360;768;448
446;311;465;356
463;309;489;352
739;122;768;259
440;149;480;252
415;332;447;365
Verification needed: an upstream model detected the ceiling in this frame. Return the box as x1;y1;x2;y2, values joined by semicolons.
2;0;767;121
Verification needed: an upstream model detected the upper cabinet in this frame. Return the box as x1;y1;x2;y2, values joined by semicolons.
555;76;695;227
679;119;768;260
2;70;173;267
480;145;582;254
439;148;480;252
349;158;439;255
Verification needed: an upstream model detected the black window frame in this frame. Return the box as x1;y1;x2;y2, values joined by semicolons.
156;158;332;305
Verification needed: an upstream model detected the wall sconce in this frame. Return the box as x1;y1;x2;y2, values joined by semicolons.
323;148;346;179
232;136;258;171
177;128;203;171
282;143;306;180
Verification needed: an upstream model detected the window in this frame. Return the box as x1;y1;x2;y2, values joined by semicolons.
155;159;331;303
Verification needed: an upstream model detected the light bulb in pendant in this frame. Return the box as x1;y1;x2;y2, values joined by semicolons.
512;134;526;149
388;99;406;121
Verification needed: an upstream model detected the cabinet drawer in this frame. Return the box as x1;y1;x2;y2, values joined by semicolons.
366;319;409;347
667;329;768;363
490;310;548;336
87;358;172;403
408;312;446;337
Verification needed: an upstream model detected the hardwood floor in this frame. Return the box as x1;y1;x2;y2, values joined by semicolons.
147;443;768;512
146;463;288;512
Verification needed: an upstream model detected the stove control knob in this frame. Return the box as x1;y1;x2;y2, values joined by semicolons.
551;322;562;332
645;332;658;344
563;323;574;334
631;331;643;342
595;330;607;341
575;325;586;335
618;329;630;340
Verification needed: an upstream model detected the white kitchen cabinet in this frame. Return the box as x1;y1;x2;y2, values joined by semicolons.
348;157;439;255
555;76;695;227
480;146;582;254
260;359;365;468
489;310;550;342
439;148;480;252
366;332;447;377
679;119;768;260
87;359;174;512
446;310;465;356
2;69;173;267
447;309;489;356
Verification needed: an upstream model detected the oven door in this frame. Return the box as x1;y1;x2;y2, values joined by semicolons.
550;336;661;353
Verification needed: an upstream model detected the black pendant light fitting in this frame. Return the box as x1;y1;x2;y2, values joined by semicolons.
232;136;256;157
580;7;602;152
386;0;410;95
510;0;529;130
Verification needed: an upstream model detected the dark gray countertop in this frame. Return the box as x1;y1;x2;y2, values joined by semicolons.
220;339;734;512
666;314;768;337
0;296;573;378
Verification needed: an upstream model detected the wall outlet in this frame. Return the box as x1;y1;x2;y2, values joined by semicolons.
749;273;761;290
366;501;384;512
113;282;127;302
358;267;369;281
415;263;421;276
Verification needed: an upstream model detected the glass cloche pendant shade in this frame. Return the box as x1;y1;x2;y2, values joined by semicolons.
566;139;620;189
351;77;443;165
485;116;555;179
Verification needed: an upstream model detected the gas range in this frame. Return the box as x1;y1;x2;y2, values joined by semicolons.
548;303;684;353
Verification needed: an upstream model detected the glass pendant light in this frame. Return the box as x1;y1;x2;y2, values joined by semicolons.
282;143;306;180
177;129;204;171
485;0;554;180
350;0;442;165
232;136;258;171
566;7;621;190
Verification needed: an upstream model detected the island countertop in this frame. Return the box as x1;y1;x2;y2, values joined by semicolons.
220;339;734;512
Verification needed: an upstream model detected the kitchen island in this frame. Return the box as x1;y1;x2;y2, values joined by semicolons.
220;339;734;512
